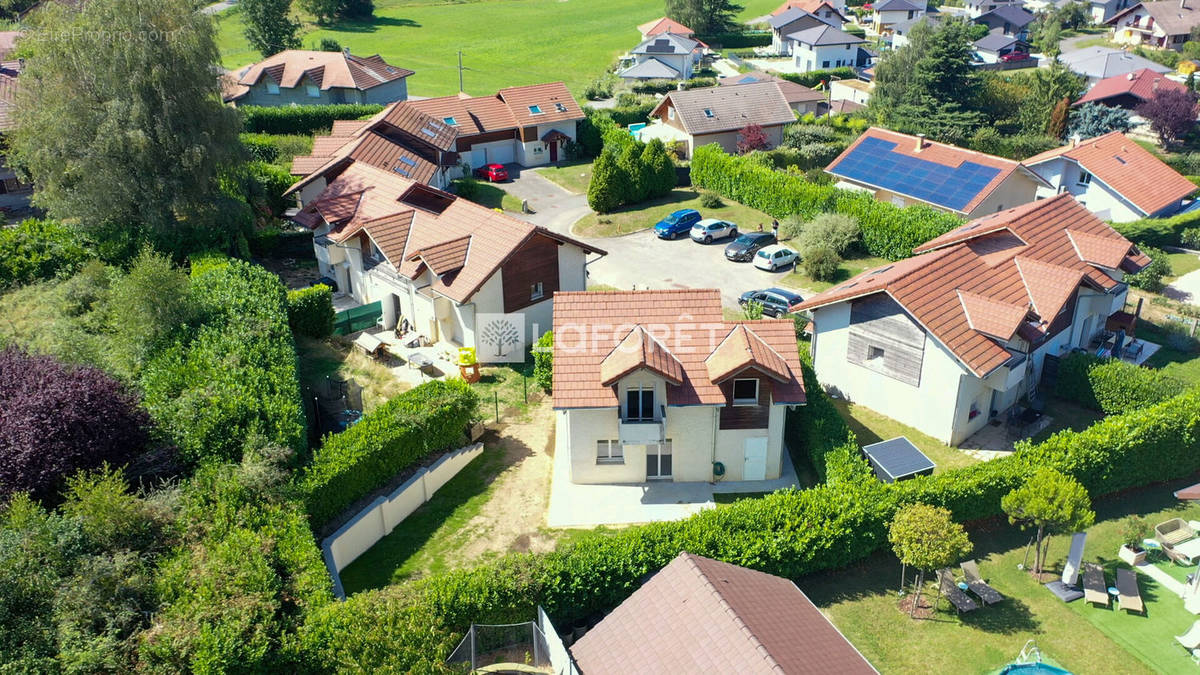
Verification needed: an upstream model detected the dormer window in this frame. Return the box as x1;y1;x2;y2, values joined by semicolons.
266;81;280;95
443;116;458;126
732;378;758;405
529;105;544;114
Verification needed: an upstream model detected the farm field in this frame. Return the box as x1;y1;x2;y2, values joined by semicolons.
214;0;784;97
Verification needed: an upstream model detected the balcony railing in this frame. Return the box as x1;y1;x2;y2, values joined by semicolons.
618;405;665;445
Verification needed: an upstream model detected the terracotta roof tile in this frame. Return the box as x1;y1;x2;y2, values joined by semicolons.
600;326;685;386
331;120;369;137
378;102;458;151
1067;229;1133;268
798;194;1146;376
231;50;412;98
637;16;695;35
1075;67;1188;106
706;325;792;383
361;211;413;263
958;291;1029;340
409;234;471;275
408;93;517;134
773;0;842;15
571;552;877;675
552;290;804;409
1024;132;1195;216
497;82;585;128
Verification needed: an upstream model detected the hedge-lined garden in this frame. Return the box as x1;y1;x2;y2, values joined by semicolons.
239;103;384;135
691;144;963;260
1053;351;1186;415
287;284;335;339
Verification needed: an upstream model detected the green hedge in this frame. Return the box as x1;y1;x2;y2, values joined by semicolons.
785;351;860;483
239;103;384;135
287;284;335;339
691;145;962;260
140;259;307;465
699;30;772;48
533;331;553;392
240;132;281;163
780;67;858;89
0;219;93;289
298;379;480;525
1112;208;1200;248
1053;351;1185;415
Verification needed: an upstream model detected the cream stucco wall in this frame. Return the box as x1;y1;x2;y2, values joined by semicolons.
1029;158;1160;222
794;42;861;72
969;173;1042;216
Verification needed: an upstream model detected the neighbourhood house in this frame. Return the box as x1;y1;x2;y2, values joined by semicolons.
407;82;584;168
774;0;850;17
790;23;868;72
974;32;1029;63
1107;0;1200;50
552;289;805;484
570;552;877;674
797;194;1150;445
619;32;701;80
1074;67;1188;109
647;81;797;158
769;7;845;54
826;127;1049;217
638;15;696;39
1091;0;1137;23
872;0;926;32
963;0;1024;18
974;5;1035;38
1058;46;1172;82
719;73;829;114
288;102;461;194
1024;131;1196;222
891;14;942;47
830;78;874;107
223;49;413;106
289;162;604;353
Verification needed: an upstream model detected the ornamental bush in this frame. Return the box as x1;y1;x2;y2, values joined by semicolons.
239;103;384;135
1053;351;1185;415
533;331;554;392
0;219;93;289
298;379;480;525
0;348;150;500
801;245;841;281
287;284;335;339
797;213;860;255
1126;246;1171;292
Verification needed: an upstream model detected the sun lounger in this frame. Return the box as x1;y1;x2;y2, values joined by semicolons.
960;560;1004;605
1083;562;1109;607
1178;620;1200;650
1117;568;1144;615
938;569;979;614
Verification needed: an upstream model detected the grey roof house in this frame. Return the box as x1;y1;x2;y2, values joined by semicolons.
974;32;1028;62
974;5;1035;38
645;81;797;157
768;7;838;54
619;32;702;80
224;49;413;106
789;24;868;73
1058;46;1172;82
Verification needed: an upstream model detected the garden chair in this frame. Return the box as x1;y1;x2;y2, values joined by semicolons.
1116;568;1144;615
938;569;979;614
1082;562;1108;607
1177;620;1200;650
960;560;1003;605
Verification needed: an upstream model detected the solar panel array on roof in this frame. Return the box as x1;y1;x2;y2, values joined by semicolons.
647;39;674;53
861;437;935;483
831;137;1002;212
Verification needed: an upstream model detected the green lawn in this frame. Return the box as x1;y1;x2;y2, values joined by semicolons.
573;188;773;238
804;481;1200;674
534;160;593;194
464;183;523;213
471;359;541;423
215;0;785;97
831;399;979;473
781;254;890;293
1139;317;1200;386
1165;252;1200;283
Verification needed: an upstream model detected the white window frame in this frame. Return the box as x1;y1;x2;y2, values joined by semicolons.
732;378;759;405
305;84;320;98
1077;169;1092;186
530;281;544;301
668;107;675;120
596;439;623;464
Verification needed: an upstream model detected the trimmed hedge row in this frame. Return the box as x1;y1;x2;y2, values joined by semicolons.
239;103;384;135
298;379;480;525
1113;207;1200;248
784;350;859;483
140;258;307;465
287;284;335;339
1053;351;1185;415
691;145;962;260
780;67;858;89
699;31;771;48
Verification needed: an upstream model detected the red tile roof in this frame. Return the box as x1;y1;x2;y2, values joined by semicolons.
1024;132;1195;216
552;290;805;409
0;59;20;132
408;234;471;275
229;50;412;100
637;16;695;35
293;163;604;303
773;0;842;15
600;325;685;386
797;194;1147;376
407;82;583;136
1075;68;1187;106
571;552;877;675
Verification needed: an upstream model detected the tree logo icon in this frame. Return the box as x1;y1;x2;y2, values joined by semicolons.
477;313;524;363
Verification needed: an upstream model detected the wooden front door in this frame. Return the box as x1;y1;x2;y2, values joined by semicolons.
549;141;558;162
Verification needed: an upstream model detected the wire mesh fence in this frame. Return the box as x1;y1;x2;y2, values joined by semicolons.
447;621;555;673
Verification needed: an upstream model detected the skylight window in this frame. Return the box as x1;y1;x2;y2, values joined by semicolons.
443;116;458;126
399;156;416;167
554;102;568;112
393;166;411;177
529;105;544;114
703;108;714;118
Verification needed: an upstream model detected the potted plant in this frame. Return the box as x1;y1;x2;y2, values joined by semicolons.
1118;515;1149;565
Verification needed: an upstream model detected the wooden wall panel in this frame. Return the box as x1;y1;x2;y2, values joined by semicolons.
718;373;772;430
502;234;560;313
846;295;925;387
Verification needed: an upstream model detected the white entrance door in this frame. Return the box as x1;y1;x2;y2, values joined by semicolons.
743;437;768;481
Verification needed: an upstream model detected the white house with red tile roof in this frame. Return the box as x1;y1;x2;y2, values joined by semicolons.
637;16;696;39
827;128;1050;217
1074;68;1188;110
1023;132;1196;222
224;49;413;107
289;162;604;353
552;289;805;484
796;194;1148;445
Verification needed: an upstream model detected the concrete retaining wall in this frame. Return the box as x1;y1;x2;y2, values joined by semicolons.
322;442;485;598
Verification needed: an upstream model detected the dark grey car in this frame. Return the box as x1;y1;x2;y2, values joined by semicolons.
724;232;777;262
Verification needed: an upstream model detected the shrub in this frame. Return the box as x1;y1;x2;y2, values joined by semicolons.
0;348;150;501
697;31;771;48
452;176;480;200
641;139;677;198
680;77;718;90
587;149;626;213
1053;352;1185;415
1113;209;1200;248
699;192;723;208
0;219;93;289
239;103;384;135
298;379;479;525
630;79;676;95
240;132;281;163
801;245;841;281
1185;227;1200;249
780;214;805;240
779;67;858;89
287;284;335;339
797;213;860;255
1126;245;1171;292
533;331;553;392
583;76;615;100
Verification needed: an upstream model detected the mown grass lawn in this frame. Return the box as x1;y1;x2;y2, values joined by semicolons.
463;182;524;213
831;399;979;474
534;159;593;194
573;188;773;238
804;480;1200;675
780;253;890;293
1165;251;1200;283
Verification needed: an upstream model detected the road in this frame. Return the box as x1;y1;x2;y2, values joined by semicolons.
500;166;814;310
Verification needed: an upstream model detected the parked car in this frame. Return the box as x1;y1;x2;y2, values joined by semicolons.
725;232;777;261
754;244;799;271
738;287;804;318
690;218;738;244
654;209;702;239
999;51;1029;62
473;163;509;182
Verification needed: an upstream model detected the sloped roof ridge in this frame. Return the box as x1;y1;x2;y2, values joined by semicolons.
679;553;786;673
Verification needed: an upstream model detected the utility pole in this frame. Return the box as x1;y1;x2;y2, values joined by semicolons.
458;49;464;93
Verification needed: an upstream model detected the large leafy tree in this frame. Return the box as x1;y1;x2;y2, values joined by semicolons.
888;503;972;617
663;0;744;34
1138;88;1200;147
1001;468;1095;576
9;0;241;253
1067;102;1133;140
1014;64;1086;136
242;0;302;57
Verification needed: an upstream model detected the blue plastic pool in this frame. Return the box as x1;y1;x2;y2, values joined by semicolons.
628;123;647;136
1000;663;1072;674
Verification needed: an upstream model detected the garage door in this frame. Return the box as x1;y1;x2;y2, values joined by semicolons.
470;147;487;168
743;437;767;481
484;142;515;166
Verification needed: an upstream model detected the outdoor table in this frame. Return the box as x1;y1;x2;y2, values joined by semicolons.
1107;586;1119;597
1174;538;1200;565
957;582;969;591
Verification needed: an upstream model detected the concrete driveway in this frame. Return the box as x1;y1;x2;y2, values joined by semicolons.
501;164;816;308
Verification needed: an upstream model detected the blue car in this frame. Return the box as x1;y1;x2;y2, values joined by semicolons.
654;209;702;240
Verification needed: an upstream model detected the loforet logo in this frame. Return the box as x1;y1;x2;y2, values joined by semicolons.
477;313;525;363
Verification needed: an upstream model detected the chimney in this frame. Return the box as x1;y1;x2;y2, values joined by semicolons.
915;133;926;152
1071;133;1081;148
